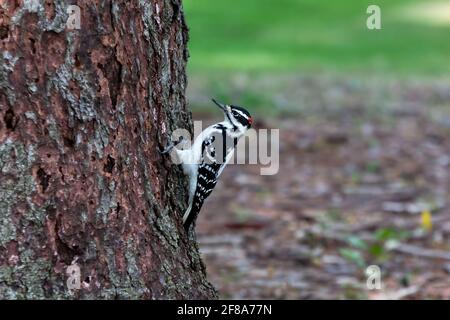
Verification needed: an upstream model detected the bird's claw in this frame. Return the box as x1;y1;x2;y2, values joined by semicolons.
159;136;184;155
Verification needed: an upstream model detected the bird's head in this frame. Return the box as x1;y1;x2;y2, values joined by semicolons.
212;99;253;131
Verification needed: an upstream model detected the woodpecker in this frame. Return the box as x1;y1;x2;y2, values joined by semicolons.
161;99;253;232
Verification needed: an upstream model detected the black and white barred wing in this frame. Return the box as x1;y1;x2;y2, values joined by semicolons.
183;131;236;230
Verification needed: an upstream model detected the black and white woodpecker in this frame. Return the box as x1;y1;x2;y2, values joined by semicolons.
161;99;253;232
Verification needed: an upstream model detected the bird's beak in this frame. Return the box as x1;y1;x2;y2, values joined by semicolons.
212;98;229;113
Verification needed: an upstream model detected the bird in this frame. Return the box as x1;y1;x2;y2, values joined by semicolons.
161;99;252;232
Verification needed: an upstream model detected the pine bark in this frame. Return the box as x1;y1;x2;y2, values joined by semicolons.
0;0;216;299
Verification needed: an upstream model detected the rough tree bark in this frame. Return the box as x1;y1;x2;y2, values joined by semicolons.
0;0;217;299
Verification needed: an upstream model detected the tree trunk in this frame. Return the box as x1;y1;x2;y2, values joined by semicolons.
0;0;216;299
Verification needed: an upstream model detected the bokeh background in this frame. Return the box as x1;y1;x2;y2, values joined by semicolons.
183;0;450;299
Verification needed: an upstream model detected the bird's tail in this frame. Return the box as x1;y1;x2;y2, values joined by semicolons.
182;202;193;231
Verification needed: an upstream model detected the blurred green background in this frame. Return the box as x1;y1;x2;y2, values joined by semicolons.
184;0;450;114
185;0;450;75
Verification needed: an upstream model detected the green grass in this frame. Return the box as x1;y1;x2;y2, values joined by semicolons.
184;0;450;76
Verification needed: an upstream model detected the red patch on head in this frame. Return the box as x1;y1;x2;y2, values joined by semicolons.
248;117;253;125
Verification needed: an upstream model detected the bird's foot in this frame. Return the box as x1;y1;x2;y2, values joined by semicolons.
159;136;184;155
